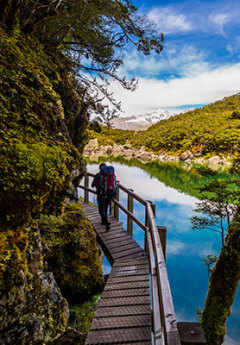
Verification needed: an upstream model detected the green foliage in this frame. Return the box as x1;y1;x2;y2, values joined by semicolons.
191;167;240;245
0;31;87;227
93;94;240;156
89;120;102;133
133;94;240;154
88;126;134;146
69;295;100;335
39;203;104;303
201;255;218;279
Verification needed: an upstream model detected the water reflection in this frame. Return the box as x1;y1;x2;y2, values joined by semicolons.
79;161;239;345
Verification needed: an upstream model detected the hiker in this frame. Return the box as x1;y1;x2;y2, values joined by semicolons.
91;163;118;231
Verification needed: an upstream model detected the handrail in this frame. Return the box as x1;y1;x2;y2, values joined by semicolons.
78;172;181;345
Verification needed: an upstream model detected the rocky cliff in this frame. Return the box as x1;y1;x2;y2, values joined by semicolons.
0;28;103;344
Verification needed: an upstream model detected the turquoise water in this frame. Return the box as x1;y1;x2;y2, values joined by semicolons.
79;161;240;345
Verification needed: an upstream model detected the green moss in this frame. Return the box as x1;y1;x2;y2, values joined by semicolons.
0;29;98;343
39;203;104;303
201;209;240;345
69;295;100;335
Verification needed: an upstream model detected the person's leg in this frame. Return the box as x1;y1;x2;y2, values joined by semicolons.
105;196;111;231
97;195;106;224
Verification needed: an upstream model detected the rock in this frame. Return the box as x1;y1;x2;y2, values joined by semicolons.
67;161;87;199
207;156;221;165
180;151;194;161
105;146;112;155
0;224;69;345
87;138;99;148
50;327;85;345
194;158;205;164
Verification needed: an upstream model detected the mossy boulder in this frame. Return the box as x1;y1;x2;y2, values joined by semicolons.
39;203;105;303
0;29;102;343
0;221;69;344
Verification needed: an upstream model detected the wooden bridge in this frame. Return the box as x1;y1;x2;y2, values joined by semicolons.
79;172;206;345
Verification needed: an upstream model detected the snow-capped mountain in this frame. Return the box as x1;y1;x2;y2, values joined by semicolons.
111;109;175;130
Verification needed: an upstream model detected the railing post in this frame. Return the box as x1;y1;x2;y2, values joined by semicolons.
158;226;167;260
127;189;133;236
84;174;89;203
114;186;119;220
110;200;114;216
144;204;149;252
145;201;156;251
151;203;156;217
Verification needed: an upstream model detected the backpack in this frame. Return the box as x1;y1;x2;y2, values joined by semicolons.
100;166;118;198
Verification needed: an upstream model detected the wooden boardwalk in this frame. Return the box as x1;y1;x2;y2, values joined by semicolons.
82;202;152;345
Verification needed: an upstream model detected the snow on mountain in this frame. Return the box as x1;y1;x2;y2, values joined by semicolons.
111;109;175;130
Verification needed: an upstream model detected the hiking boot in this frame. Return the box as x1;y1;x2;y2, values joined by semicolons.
106;222;111;231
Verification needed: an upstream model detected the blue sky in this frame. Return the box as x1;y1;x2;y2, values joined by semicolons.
109;0;240;117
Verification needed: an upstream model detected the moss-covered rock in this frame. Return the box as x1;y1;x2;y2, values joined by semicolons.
0;221;69;344
0;28;102;343
39;203;104;303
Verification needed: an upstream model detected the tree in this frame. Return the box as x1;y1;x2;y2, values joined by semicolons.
1;0;164;122
201;254;218;279
191;166;239;246
191;166;240;345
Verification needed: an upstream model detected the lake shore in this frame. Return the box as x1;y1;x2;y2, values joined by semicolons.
84;138;231;166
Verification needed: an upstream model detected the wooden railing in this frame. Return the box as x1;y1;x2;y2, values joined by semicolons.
79;172;206;345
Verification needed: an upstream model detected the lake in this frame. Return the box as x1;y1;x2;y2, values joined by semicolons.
78;160;240;345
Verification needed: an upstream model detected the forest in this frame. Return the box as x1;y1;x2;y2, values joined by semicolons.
89;93;240;157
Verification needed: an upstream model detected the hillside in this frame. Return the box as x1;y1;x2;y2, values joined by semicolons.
90;94;240;158
131;94;240;155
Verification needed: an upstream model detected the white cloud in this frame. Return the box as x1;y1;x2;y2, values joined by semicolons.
121;45;208;78
148;7;192;34
226;36;240;55
167;240;187;255
209;13;230;35
107;63;240;116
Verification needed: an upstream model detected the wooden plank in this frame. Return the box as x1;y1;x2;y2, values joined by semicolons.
113;257;148;267
107;274;149;284
109;242;140;254
101;288;150;299
95;305;151;317
98;295;150;307
112;246;144;259
99;232;128;243
122;252;147;260
80;201;153;345
85;327;151;344
90;314;151;330
106;237;137;249
111;264;149;272
104;280;149;290
110;268;149;277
